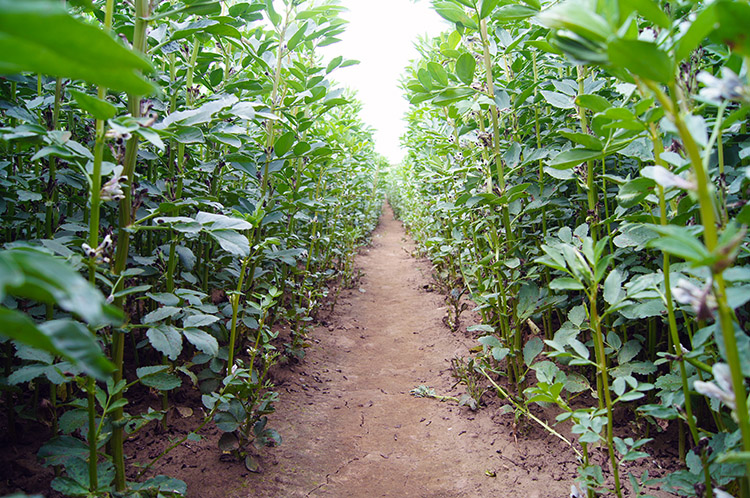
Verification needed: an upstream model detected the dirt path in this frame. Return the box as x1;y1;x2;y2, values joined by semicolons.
179;204;576;497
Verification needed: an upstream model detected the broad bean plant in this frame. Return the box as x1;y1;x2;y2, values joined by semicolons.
388;0;750;496
0;0;382;496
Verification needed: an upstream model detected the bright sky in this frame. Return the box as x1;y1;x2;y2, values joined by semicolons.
320;1;449;164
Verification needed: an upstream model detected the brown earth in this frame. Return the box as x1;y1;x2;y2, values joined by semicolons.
167;203;582;498
0;203;678;498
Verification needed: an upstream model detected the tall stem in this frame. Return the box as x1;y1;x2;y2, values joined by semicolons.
45;78;62;238
589;287;622;498
86;377;98;492
577;66;598;242
478;19;513;247
110;0;148;490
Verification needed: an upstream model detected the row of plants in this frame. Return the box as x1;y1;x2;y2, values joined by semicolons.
387;0;750;496
0;0;383;496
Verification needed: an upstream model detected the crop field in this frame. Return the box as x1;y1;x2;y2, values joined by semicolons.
0;0;749;497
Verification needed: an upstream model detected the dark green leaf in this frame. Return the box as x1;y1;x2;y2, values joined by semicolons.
146;325;183;361
607;39;675;84
183;327;219;356
523;337;544;367
274;131;296;157
0;0;153;95
207;230;250;257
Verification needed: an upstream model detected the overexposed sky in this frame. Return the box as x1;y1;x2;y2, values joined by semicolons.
320;1;449;163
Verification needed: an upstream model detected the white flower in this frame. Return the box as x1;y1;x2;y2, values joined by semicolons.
714;489;735;498
641;166;696;191
570;484;584;498
672;278;716;320
694;363;735;410
697;68;748;103
100;174;127;202
82;234;113;263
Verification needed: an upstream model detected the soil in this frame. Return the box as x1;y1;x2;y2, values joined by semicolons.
0;203;680;498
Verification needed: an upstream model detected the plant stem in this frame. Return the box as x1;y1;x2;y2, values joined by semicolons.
110;0;148;490
478;18;513;246
649;123;701;449
86;377;98;492
589;285;622;498
227;255;252;374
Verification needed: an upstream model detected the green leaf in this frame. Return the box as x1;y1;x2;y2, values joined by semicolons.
264;0;281;25
604;269;623;305
711;0;750;57
620;0;670;29
195;211;254;231
550;277;584;291
617;177;654;208
287;21;308;51
548;148;602;169
161;94;238;127
137;365;182;391
142;306;181;324
147;1;221;21
0;0;153;95
675;4;716;62
559;130;603;150
0;309;114;380
538;1;611;42
326;55;343;74
647;225;710;263
455;52;476;85
207;230;250;257
432;87;474;105
183;327;219;356
607;39;675;84
432;1;478;29
427;62;449;87
274;131;296;157
417;68;433;91
146;325;183;361
69;90;116;120
174;126;204;144
0;248;121;326
147;292;180;306
183;314;220;328
576;94;612;112
541;90;575;109
480;0;500;18
523;337;544;367
494;4;538;22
